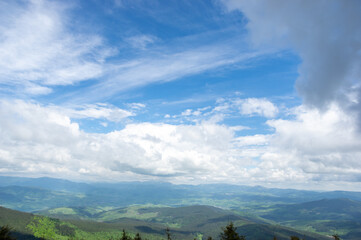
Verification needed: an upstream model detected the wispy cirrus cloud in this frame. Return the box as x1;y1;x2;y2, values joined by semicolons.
0;0;269;103
0;0;114;95
125;34;158;50
52;103;135;123
73;46;266;103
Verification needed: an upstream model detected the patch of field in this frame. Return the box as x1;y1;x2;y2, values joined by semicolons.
99;205;159;221
49;207;77;215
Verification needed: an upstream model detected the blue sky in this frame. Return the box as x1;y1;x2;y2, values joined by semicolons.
0;0;360;190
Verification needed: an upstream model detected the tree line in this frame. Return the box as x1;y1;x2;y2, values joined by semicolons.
0;220;342;240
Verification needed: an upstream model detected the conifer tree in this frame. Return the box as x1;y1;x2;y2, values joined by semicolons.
165;227;171;240
0;225;15;240
290;236;300;240
220;222;245;240
121;229;130;240
134;233;142;240
332;234;341;240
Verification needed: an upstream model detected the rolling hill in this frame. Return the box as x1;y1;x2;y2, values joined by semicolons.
261;198;361;221
257;198;361;240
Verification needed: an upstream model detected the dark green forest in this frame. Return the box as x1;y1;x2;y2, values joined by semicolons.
0;222;343;240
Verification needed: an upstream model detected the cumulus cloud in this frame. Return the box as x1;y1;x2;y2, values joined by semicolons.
220;0;361;189
0;100;240;182
222;0;361;120
264;104;361;183
236;98;278;118
181;108;203;117
1;99;360;189
0;99;290;185
212;97;278;118
268;105;360;154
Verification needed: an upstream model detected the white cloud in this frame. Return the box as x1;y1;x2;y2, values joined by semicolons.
222;0;361;122
23;83;53;95
0;100;235;181
265;104;361;183
168;97;278;125
0;0;270;102
229;125;249;132
0;99;268;184
0;0;114;94
100;122;108;127
217;0;361;189
125;34;158;50
79;47;264;102
211;97;278;118
268;104;360;154
1;99;361;189
236;98;278;118
235;134;270;147
128;103;146;110
181;109;193;116
56;104;135;122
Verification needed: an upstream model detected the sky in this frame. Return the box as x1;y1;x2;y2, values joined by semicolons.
0;0;361;191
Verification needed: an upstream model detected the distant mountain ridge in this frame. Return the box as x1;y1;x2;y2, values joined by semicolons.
0;176;93;192
1;175;361;205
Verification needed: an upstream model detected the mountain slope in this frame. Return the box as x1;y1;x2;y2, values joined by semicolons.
0;206;38;239
258;198;361;240
261;198;361;222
